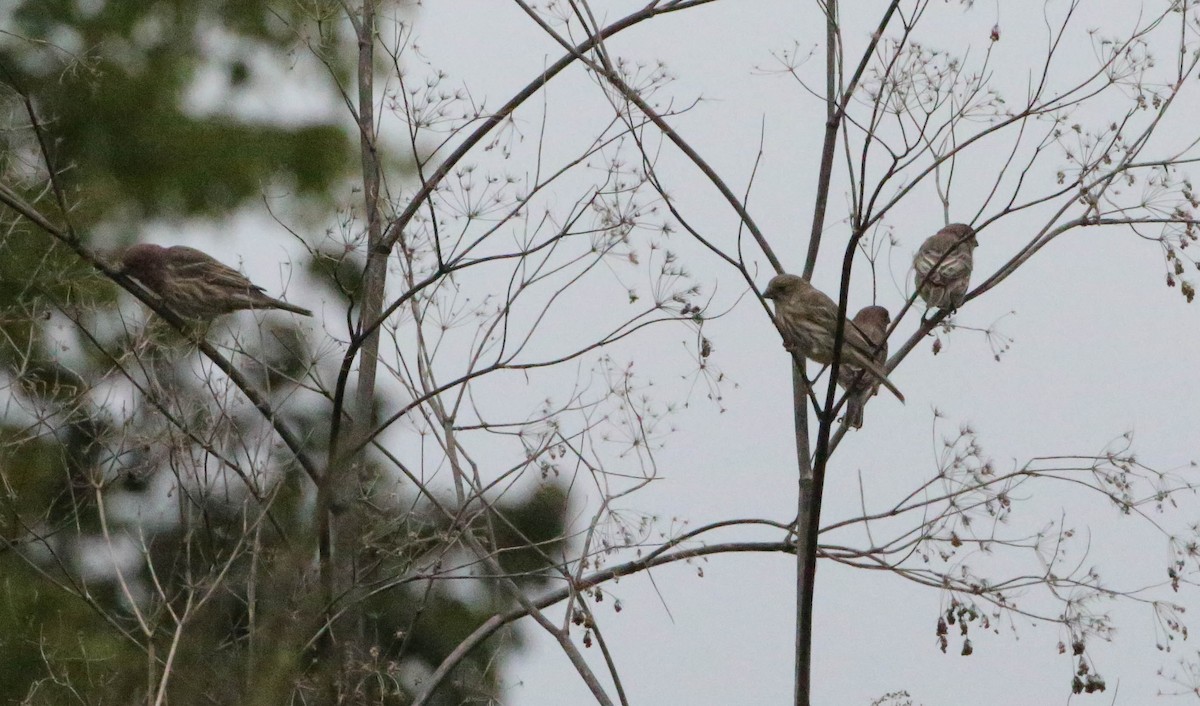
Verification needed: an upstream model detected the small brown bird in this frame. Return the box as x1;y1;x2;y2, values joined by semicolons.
762;274;903;402
119;244;311;320
913;223;978;311
837;305;890;429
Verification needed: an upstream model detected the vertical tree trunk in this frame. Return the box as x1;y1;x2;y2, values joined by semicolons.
318;0;384;699
795;1;839;703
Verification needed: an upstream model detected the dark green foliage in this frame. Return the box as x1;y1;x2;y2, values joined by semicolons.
494;483;570;580
6;0;350;221
0;559;144;705
310;246;366;302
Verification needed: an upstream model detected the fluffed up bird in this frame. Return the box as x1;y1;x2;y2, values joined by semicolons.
913;223;978;312
837;305;890;429
762;274;903;402
119;244;312;320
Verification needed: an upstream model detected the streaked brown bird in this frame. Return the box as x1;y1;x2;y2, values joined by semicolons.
913;223;978;311
837;305;890;429
119;244;312;320
762;274;903;402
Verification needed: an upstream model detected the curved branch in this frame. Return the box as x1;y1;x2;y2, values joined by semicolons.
413;538;793;706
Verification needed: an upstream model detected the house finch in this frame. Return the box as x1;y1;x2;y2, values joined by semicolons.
762;274;903;402
119;244;312;320
837;305;890;429
913;223;978;311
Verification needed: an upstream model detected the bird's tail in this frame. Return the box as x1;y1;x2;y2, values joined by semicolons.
268;298;313;317
844;397;865;429
856;357;904;403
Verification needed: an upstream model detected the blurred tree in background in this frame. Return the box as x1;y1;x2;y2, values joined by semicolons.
0;1;571;703
7;1;1199;705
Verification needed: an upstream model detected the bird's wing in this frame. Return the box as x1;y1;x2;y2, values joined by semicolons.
852;354;904;403
805;287;842;330
166;247;264;292
840;318;880;359
914;247;970;285
913;244;939;277
847;318;879;348
840;321;887;376
833;321;902;398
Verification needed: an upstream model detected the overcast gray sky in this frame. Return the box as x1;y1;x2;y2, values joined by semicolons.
165;1;1200;703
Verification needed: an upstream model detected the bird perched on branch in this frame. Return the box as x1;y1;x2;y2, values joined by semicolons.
913;223;978;312
762;274;903;403
119;244;311;320
837;305;891;429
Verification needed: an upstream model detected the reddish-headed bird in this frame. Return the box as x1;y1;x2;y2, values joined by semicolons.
762;274;903;403
913;223;978;312
837;305;891;429
119;244;311;320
